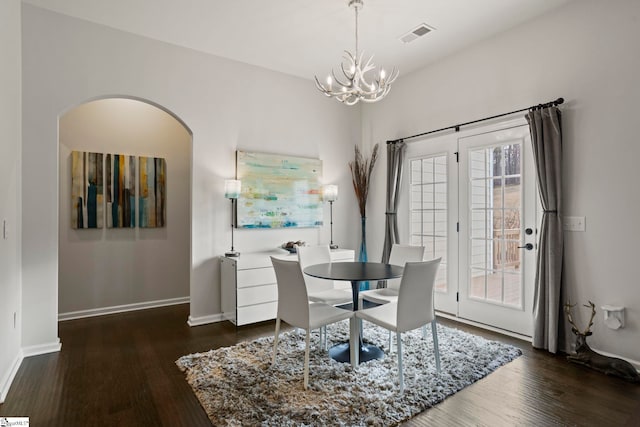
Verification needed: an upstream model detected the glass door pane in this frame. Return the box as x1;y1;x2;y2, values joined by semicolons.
410;155;448;292
467;144;523;308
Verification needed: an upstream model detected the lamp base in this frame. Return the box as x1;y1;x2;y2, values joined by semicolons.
330;244;339;250
225;250;240;257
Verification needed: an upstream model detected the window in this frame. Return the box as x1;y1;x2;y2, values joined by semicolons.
468;144;522;307
410;155;448;292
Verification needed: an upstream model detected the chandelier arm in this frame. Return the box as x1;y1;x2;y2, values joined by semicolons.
386;67;400;84
363;55;376;72
344;50;357;62
342;51;357;78
344;96;359;106
355;85;382;97
354;54;376;85
358;51;366;69
355;76;378;92
316;75;355;98
369;65;399;89
333;68;353;88
314;76;333;95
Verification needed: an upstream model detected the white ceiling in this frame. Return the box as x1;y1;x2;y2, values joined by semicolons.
23;0;572;80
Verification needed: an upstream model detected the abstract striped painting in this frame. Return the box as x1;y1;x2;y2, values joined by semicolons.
71;151;104;229
106;154;136;228
236;151;323;228
139;156;166;228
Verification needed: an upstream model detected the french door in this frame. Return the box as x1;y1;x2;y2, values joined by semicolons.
408;135;459;315
407;119;537;336
458;123;536;335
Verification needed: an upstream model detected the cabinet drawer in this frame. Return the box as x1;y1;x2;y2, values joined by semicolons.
237;301;277;326
237;284;278;307
237;267;277;288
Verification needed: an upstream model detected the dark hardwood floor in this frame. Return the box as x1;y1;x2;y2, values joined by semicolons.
1;304;639;426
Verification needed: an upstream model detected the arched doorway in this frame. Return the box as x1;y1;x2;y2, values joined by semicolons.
58;97;192;319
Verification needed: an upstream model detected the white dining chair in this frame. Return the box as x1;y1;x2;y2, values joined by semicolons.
356;258;442;393
359;244;425;349
297;245;353;306
359;244;425;306
270;257;354;389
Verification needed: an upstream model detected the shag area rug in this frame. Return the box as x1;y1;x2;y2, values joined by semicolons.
176;321;522;426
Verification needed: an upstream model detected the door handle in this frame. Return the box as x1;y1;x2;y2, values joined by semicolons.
518;243;534;250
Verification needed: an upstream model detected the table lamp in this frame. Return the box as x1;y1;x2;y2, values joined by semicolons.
224;179;241;257
323;184;338;249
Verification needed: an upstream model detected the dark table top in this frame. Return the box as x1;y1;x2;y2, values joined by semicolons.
303;262;404;282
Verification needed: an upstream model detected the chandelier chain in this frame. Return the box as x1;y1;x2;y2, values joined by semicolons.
355;5;359;57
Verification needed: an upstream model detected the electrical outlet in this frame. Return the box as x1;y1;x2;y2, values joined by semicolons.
563;216;586;232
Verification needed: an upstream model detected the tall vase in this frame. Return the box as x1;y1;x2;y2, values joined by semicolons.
359;216;369;291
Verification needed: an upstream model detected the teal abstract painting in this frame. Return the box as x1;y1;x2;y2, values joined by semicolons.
236;151;323;228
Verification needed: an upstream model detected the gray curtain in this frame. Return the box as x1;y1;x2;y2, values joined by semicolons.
381;141;407;269
525;107;563;353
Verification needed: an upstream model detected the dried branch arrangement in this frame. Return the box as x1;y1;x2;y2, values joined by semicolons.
349;143;379;218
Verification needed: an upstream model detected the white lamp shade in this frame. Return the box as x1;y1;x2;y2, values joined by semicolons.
224;179;241;199
323;184;338;202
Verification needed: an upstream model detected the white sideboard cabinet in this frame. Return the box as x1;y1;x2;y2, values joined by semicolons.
221;248;355;326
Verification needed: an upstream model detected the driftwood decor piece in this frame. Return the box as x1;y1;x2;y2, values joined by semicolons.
564;301;640;383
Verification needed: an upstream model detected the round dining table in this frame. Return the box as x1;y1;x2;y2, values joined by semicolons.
303;261;404;367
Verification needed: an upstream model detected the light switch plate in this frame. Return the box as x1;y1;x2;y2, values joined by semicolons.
563;216;586;232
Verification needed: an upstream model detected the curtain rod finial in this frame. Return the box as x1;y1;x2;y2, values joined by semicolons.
555;97;564;105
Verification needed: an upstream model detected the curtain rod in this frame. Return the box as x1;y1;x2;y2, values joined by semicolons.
387;97;564;144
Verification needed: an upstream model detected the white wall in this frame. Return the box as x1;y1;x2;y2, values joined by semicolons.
58;98;191;315
21;4;360;349
0;0;22;403
363;0;640;362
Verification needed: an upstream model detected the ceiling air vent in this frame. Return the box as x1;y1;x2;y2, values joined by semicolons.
400;23;435;44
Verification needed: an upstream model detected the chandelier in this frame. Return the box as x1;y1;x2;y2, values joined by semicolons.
315;0;399;105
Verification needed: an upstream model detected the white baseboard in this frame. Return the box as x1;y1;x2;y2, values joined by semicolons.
187;313;225;327
0;351;24;404
591;346;640;372
436;311;533;342
438;312;640;374
3;340;63;402
58;296;190;321
21;339;62;358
